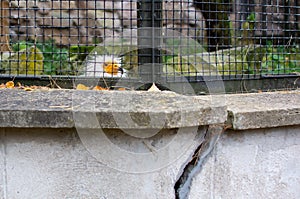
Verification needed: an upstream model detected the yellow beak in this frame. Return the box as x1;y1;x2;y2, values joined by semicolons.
103;61;123;76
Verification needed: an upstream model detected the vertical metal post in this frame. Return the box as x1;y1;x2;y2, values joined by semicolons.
137;0;162;83
283;0;296;43
295;0;299;39
261;0;268;43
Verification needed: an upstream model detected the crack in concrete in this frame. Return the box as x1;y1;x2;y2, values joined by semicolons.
174;124;224;199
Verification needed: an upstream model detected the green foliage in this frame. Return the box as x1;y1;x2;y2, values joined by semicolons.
241;13;256;45
261;42;300;74
164;38;206;55
69;45;94;63
5;45;44;75
163;55;198;75
12;40;75;75
3;38;298;78
246;13;256;23
22;46;43;75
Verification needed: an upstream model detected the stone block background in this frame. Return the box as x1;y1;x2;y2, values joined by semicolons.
7;0;298;48
9;0;206;46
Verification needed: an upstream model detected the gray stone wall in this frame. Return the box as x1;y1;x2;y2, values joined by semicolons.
0;127;203;198
0;126;299;198
189;126;300;199
8;0;299;48
9;1;206;46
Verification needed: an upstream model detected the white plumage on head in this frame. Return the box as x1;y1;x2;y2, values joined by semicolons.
83;52;127;77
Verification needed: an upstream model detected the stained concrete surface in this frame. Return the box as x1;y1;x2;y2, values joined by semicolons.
189;125;300;199
0;89;227;129
0;127;205;199
1;89;300;130
225;91;300;129
0;89;300;198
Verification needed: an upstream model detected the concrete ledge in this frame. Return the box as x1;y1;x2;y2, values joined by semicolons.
0;89;227;129
1;89;299;130
226;90;300;130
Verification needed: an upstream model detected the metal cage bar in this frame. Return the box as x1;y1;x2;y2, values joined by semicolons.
0;0;298;93
137;0;162;83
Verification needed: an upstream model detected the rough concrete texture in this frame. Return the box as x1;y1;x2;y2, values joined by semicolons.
0;89;300;198
1;89;300;130
225;90;300;130
189;125;300;199
0;89;227;129
0;126;206;199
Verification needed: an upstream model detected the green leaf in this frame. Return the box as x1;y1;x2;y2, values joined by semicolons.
272;54;279;60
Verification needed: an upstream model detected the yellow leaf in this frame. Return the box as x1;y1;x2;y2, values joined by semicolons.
12;46;44;75
5;81;14;88
24;87;34;91
76;84;89;90
93;85;109;91
117;87;127;91
28;46;43;75
16;82;22;87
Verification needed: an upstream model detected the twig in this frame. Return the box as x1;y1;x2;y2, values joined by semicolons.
285;35;292;48
101;77;109;89
294;77;299;86
48;75;61;89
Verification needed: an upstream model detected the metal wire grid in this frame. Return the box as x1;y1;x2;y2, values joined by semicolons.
0;0;299;86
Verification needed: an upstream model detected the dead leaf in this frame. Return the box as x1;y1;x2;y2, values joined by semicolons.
118;87;127;91
93;85;109;91
30;85;41;90
24;87;34;91
5;81;14;88
0;83;5;89
39;86;50;91
16;82;22;87
76;84;89;90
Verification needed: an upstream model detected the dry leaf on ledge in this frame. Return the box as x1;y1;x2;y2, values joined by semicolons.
24;87;34;91
76;84;89;90
93;85;109;91
5;81;14;88
117;87;127;91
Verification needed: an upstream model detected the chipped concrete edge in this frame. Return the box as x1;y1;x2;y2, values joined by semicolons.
226;90;300;130
0;89;299;130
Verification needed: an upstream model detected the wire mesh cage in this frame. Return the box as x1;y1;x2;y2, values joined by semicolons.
0;0;299;93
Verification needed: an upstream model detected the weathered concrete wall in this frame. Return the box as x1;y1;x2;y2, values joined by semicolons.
189;125;300;199
0;89;226;198
0;89;299;198
0;127;205;198
1;126;299;198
